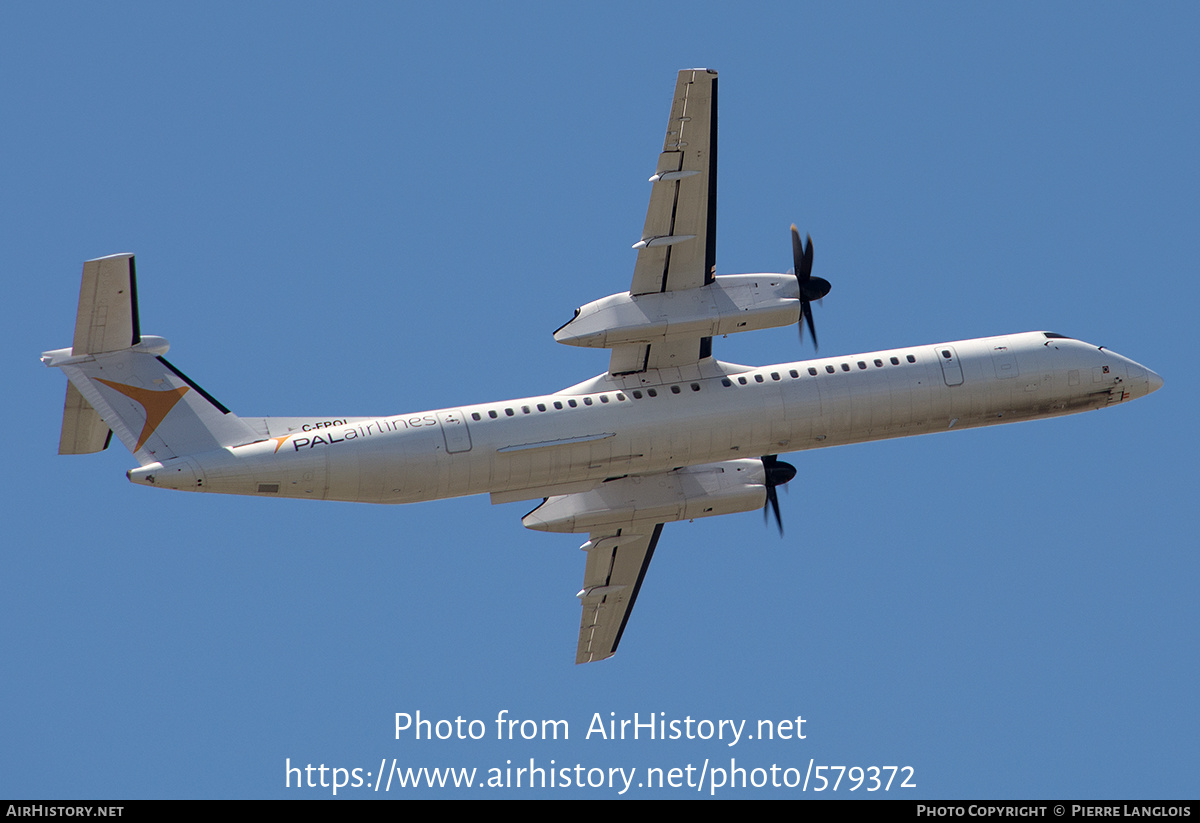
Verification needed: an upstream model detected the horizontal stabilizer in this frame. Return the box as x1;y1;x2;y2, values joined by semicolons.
58;382;111;454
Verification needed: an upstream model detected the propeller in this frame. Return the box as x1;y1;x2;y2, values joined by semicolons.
761;454;797;535
791;225;831;350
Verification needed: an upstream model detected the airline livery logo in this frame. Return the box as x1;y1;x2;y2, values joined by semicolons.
95;378;190;451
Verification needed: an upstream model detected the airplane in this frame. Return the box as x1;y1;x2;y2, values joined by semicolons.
43;69;1162;664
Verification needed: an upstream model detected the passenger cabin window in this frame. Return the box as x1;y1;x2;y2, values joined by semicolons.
671;385;681;394
505;408;514;416
771;372;780;381
583;397;593;405
488;410;498;419
841;363;850;372
941;350;952;359
790;370;799;378
647;388;657;397
857;361;867;369
568;399;577;407
809;367;818;376
536;403;546;412
755;374;764;383
553;401;563;410
906;354;916;363
690;383;700;391
825;365;835;374
471;412;481;421
890;357;899;365
738;376;748;385
721;378;732;387
599;395;609;403
874;359;883;367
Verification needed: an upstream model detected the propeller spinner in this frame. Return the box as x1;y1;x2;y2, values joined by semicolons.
791;225;831;350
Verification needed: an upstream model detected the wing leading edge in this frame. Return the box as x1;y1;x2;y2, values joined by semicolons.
610;68;718;376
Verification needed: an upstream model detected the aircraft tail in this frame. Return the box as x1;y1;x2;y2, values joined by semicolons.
42;254;257;466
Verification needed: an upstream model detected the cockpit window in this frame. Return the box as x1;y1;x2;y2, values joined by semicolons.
1043;332;1070;339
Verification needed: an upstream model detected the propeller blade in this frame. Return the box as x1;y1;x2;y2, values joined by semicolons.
767;485;783;535
790;225;825;351
790;225;813;281
760;455;797;536
803;300;819;351
791;225;803;279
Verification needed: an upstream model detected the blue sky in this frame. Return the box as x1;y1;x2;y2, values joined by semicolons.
3;2;1196;799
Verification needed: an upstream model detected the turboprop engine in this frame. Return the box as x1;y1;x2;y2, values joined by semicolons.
553;274;800;349
522;457;795;534
555;227;831;352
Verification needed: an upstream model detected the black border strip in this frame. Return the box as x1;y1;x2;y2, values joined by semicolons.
698;73;718;359
157;356;232;414
704;74;717;286
610;522;665;653
128;256;142;346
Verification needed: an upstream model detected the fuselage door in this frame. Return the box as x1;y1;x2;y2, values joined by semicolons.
437;409;472;453
938;346;964;386
992;345;1019;379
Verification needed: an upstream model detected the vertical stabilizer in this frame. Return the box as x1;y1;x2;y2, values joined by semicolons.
45;255;258;464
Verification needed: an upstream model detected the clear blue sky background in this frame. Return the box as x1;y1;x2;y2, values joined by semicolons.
3;2;1195;799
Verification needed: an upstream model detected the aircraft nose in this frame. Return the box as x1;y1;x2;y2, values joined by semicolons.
1147;369;1164;394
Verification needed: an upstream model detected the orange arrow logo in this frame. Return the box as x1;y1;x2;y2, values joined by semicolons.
96;379;189;451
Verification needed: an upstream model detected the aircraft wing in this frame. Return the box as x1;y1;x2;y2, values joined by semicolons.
521;458;770;663
575;525;664;663
610;68;718;376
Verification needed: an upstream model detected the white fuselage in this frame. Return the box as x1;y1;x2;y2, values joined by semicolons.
129;332;1159;506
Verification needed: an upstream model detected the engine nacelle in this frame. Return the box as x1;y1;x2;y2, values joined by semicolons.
553;274;800;349
522;459;767;534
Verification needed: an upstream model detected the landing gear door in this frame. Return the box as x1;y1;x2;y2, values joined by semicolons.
937;345;964;386
437;409;472;454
